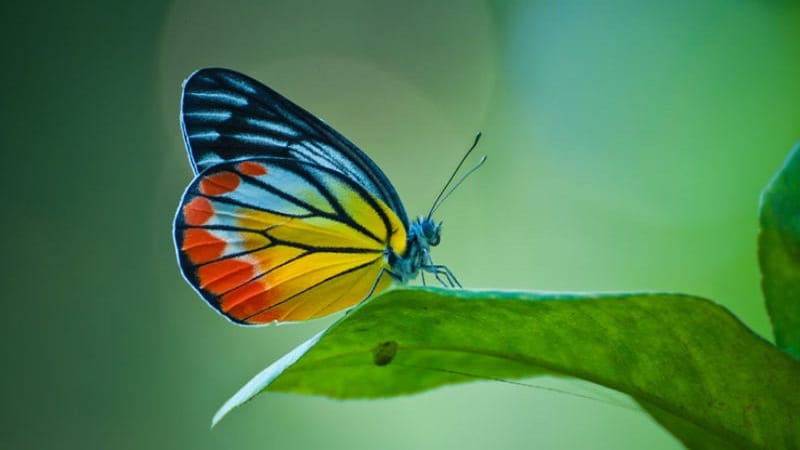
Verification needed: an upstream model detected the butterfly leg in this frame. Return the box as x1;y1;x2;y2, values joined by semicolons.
425;265;461;288
366;269;388;299
363;267;405;302
438;266;462;288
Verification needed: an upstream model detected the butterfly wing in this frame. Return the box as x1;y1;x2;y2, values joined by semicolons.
174;157;407;324
181;67;409;227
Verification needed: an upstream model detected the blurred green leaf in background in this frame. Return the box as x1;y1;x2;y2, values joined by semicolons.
760;142;800;359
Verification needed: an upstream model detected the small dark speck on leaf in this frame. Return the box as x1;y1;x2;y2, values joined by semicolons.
373;341;398;366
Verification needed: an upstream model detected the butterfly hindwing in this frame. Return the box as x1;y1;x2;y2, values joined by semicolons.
174;157;404;324
181;68;409;227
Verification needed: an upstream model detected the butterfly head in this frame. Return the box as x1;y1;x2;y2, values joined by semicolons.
411;216;442;248
387;134;485;286
385;216;442;283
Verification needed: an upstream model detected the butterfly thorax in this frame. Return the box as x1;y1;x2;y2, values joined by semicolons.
386;216;442;283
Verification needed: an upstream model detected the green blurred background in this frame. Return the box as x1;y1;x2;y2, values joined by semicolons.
3;0;798;448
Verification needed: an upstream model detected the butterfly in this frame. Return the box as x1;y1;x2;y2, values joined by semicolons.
174;68;484;324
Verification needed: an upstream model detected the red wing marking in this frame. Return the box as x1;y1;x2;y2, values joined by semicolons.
182;197;215;225
197;259;255;294
219;279;281;317
237;161;268;176
200;171;240;196
181;228;226;264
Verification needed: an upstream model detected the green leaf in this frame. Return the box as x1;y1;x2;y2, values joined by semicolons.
214;288;800;449
759;140;800;359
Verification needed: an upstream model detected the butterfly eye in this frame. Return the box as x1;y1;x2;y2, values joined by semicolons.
421;220;441;246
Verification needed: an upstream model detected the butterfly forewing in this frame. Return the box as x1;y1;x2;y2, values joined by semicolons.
174;157;404;324
181;68;409;226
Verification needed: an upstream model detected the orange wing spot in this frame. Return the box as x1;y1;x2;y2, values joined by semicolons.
229;290;288;323
237;161;268;177
182;229;226;263
220;280;280;317
246;308;285;324
197;259;254;294
182;197;215;225
200;171;240;196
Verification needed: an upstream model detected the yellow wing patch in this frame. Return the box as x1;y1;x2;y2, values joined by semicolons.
175;157;406;324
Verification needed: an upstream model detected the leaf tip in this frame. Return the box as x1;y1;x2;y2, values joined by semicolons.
210;330;327;425
211;406;228;429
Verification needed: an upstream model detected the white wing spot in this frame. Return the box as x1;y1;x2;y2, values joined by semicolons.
185;110;232;121
197;153;225;167
246;118;299;137
191;130;221;141
190;91;248;107
225;75;257;94
234;133;286;146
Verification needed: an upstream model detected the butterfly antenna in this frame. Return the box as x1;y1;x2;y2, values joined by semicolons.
427;132;483;219
428;155;487;217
